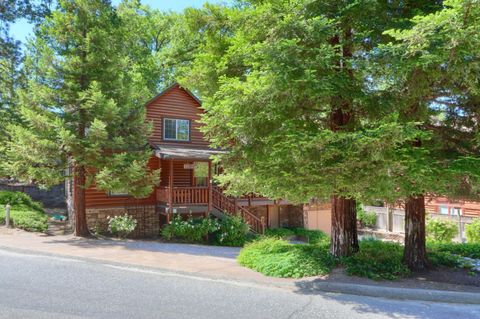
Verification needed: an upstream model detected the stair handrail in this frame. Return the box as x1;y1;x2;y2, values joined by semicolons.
212;186;265;234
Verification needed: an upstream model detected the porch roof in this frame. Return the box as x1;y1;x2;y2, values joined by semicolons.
153;144;227;160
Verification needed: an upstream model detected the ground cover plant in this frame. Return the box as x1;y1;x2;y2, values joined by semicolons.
239;229;479;280
341;240;410;280
427;242;480;260
237;237;334;278
0;191;48;232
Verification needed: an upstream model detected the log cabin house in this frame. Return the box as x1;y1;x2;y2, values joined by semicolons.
425;196;480;218
67;83;304;237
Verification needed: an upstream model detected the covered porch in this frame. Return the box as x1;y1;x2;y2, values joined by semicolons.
154;145;225;214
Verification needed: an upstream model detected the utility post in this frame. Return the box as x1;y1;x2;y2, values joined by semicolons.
387;205;393;232
5;204;11;228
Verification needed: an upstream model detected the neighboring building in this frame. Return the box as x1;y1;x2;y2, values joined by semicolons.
68;83;303;237
426;196;480;218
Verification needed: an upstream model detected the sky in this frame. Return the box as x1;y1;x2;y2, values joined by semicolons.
10;0;224;43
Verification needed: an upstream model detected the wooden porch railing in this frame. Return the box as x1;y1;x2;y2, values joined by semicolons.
157;187;209;205
157;185;266;234
212;186;265;234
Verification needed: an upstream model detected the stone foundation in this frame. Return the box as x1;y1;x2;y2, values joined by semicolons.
86;206;159;238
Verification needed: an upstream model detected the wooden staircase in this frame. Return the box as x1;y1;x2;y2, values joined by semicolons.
212;186;266;234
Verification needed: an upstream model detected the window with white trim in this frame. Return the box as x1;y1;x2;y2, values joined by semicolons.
163;118;190;141
439;206;449;215
108;190;128;196
451;207;462;216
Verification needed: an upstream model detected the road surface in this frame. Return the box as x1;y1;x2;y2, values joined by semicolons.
0;248;478;319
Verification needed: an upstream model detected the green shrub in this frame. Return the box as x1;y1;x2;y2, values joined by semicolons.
292;228;330;247
466;219;480;243
426;218;458;243
342;240;410;280
237;237;334;278
357;208;377;228
428;242;480;259
265;228;296;238
215;215;249;247
0;206;48;232
0;191;43;212
107;214;137;238
161;215;219;243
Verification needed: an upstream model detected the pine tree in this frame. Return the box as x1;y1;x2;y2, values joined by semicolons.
4;0;159;236
0;0;51;176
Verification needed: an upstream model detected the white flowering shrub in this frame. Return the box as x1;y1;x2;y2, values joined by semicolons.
215;216;250;247
161;214;220;243
107;214;137;238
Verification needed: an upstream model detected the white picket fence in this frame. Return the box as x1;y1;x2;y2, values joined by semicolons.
362;205;477;242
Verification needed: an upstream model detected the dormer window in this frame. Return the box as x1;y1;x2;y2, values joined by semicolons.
163;118;190;141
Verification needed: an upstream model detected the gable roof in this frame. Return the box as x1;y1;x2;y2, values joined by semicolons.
145;82;202;107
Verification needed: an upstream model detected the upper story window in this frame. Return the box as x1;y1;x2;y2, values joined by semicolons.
439;206;449;215
108;189;128;196
163;118;190;141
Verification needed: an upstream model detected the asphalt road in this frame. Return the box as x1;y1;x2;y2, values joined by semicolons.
0;248;479;319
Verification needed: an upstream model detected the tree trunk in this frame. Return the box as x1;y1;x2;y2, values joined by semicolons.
73;163;89;236
331;195;359;257
403;195;429;271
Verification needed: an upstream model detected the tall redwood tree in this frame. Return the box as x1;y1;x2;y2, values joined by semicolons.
175;0;440;257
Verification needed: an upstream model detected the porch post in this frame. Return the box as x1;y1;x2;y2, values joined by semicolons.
266;205;270;229
168;159;174;221
207;160;212;214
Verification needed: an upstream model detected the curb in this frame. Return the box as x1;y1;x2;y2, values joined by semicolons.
299;281;480;305
1;245;479;305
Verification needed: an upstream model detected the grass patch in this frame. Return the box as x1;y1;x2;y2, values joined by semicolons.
237;237;334;278
0;191;48;233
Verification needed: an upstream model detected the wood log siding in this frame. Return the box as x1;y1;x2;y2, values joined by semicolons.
146;84;209;147
84;156;159;208
160;160;193;187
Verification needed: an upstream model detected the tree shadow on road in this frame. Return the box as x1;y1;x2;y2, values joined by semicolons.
292;280;480;319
